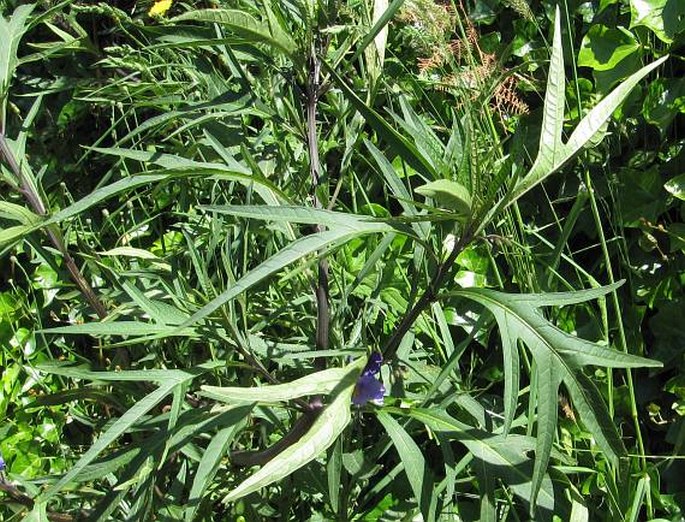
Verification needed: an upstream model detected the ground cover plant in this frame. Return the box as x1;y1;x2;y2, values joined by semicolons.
0;0;684;520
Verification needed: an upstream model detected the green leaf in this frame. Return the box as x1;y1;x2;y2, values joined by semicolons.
179;222;392;330
184;407;250;522
390;407;556;516
37;362;223;501
201;367;351;403
665;173;685;201
325;63;436;180
171;9;296;56
20;502;48;522
0;224;33;249
0;4;34;101
415;179;472;217
376;411;432;520
578;25;640;71
222;361;361;503
351;0;405;64
450;282;662;508
0;201;41;225
486;6;668;232
40;321;195;338
630;0;685;44
99;247;160;260
200;205;368;229
643;78;685;132
39;382;176;501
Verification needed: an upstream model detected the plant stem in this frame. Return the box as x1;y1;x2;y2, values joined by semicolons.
307;45;330;371
383;227;472;362
0;132;107;319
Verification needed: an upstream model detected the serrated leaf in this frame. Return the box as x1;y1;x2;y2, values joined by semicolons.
389;407;556;517
485;6;668;232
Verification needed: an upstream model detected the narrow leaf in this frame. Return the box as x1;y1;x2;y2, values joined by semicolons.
171;9;296;56
201;367;351;404
222;363;360;502
377;411;432;520
325;63;436;179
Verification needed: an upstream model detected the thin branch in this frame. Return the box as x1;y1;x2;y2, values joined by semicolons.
0;132;107;319
382;226;473;362
0;479;87;521
306;45;330;372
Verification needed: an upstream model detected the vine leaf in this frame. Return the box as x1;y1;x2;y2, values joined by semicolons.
452;281;662;511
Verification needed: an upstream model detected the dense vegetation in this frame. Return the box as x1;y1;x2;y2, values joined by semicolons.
0;0;683;520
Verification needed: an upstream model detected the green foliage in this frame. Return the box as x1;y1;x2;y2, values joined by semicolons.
0;0;683;520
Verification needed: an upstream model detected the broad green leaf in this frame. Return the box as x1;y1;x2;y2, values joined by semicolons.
376;411;432;520
451;282;662;508
578;25;640;71
630;0;685;43
222;361;361;503
643;78;685;132
201;367;351;403
171;9;296;57
415;179;472;217
665;173;685;201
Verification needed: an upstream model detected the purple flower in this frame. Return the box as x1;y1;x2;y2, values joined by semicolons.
352;352;386;406
0;453;5;472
